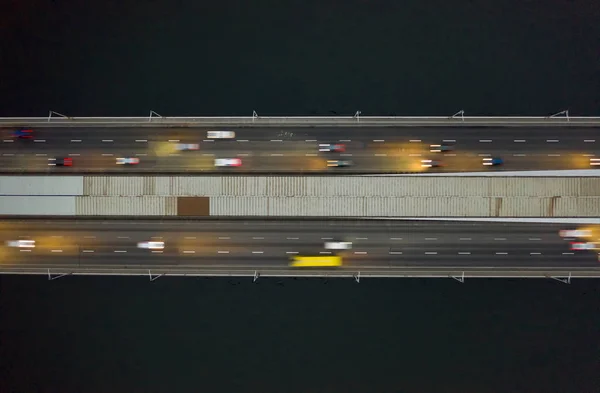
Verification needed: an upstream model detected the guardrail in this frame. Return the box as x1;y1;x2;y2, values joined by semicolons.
1;110;600;127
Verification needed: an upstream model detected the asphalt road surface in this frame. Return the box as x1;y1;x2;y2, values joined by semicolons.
0;127;598;173
0;220;597;277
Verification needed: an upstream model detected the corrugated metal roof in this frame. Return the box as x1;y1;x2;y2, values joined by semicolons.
75;197;177;215
0;196;76;215
0;176;83;196
84;176;600;198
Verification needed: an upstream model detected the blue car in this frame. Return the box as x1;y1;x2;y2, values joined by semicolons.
482;157;503;166
13;128;33;139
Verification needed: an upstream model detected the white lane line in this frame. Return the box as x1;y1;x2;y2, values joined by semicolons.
34;139;46;142
82;250;94;253
218;237;230;240
583;154;595;157
3;153;14;156
168;139;180;142
71;139;81;142
84;236;96;239
286;251;298;254
202;153;214;156
374;153;387;157
136;139;147;142
253;237;264;240
183;250;195;254
151;237;163;239
373;139;385;142
425;252;437;255
513;154;526;156
305;139;317;142
185;237;197;240
102;139;113;142
460;238;471;241
36;154;47;156
270;139;283;142
117;236;129;239
496;252;508;255
340;139;351;142
529;238;541;241
114;250;127;253
425;238;437;241
321;237;333;240
102;154;113;156
151;251;163;254
237;153;249;157
218;251;229;254
584;139;595;143
444;153;456;156
305;153;317;156
548;154;560;157
546;139;559;142
203;140;214;143
390;237;403;240
68;154;80;156
443;139;456;142
252;251;264;254
479;153;491;157
458;252;471;255
479;139;492;142
136;153;147;156
409;139;421;142
287;237;299;240
354;251;367;255
52;236;63;238
356;237;368;240
409;153;421;157
562;252;574;255
494;238;506;241
320;251;332;254
51;250;63;253
169;153;181;157
237;139;249;142
3;140;14;143
514;139;526;142
530;252;542;255
20;249;32;252
340;153;353;156
271;153;284;156
389;251;403;255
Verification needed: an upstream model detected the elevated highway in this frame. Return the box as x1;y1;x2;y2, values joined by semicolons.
0;219;598;279
0;125;599;174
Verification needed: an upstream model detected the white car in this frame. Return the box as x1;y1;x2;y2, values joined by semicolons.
137;241;165;250
325;241;353;250
6;240;35;248
207;130;235;139
570;242;598;251
116;157;140;165
559;229;591;238
214;158;242;167
176;143;200;151
590;158;600;166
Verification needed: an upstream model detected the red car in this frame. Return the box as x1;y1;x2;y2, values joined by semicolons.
13;128;33;139
48;157;73;167
319;143;346;152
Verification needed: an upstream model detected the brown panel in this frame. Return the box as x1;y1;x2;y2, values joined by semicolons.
177;197;210;216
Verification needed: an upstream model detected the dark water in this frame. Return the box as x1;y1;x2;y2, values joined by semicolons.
1;0;600;392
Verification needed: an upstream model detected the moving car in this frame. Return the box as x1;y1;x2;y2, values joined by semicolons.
570;242;598;251
327;160;352;167
116;157;140;165
137;241;165;250
483;157;504;166
590;158;600;166
324;241;353;250
214;158;242;167
13;128;33;139
319;143;346;152
207;131;235;139
289;256;342;268
559;229;592;239
48;157;73;167
421;159;444;168
429;144;453;153
175;143;200;151
6;240;35;248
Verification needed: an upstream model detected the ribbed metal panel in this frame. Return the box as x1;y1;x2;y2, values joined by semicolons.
497;197;548;217
0;196;76;215
84;176;600;198
76;197;177;215
0;176;83;196
554;197;600;217
209;196;268;216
